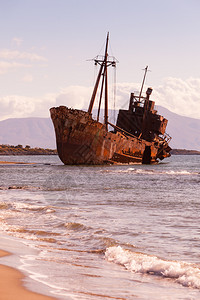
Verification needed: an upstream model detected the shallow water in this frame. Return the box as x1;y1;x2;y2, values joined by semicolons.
0;155;200;299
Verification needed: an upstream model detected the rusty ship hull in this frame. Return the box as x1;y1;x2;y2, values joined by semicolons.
50;106;171;165
50;33;171;165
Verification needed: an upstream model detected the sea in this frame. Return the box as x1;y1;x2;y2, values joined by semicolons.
0;154;200;300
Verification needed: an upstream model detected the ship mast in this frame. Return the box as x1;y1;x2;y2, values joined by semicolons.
138;65;148;102
88;33;118;131
104;34;109;130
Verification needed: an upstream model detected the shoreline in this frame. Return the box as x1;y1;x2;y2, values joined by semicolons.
0;144;57;156
0;161;35;164
0;250;56;300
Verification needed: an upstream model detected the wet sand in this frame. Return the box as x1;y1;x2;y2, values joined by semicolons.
0;250;56;300
0;161;34;164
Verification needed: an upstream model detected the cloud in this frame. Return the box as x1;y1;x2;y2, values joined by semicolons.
0;94;56;120
0;61;32;74
0;47;47;75
12;37;23;47
0;49;47;62
87;78;200;119
23;74;33;82
56;86;92;109
153;77;200;119
55;83;141;111
1;77;200;121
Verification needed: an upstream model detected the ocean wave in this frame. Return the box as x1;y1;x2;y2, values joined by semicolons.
135;169;199;175
104;168;199;176
0;223;60;243
0;185;42;190
0;185;71;192
165;170;196;175
62;222;90;232
103;168;135;174
105;246;200;289
136;169;198;175
10;228;60;237
0;202;11;209
12;202;55;213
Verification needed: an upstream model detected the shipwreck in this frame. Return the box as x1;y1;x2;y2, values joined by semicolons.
50;33;171;165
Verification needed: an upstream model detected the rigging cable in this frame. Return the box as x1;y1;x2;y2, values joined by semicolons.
108;39;117;124
113;64;116;124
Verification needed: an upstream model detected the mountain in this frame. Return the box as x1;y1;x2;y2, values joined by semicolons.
0;117;56;149
0;107;200;150
156;106;200;151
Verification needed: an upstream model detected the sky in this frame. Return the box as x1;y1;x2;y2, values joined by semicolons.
1;0;200;120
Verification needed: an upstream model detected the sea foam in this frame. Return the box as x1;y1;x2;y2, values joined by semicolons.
105;246;200;289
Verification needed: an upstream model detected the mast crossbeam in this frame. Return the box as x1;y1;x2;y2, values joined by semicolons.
87;33;118;131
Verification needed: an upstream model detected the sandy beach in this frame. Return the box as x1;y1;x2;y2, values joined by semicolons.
0;161;34;164
0;250;56;300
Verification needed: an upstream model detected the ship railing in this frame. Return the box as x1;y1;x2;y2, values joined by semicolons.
108;121;172;146
89;55;119;67
155;132;172;157
134;95;146;101
107;121;140;140
160;132;172;143
131;95;153;109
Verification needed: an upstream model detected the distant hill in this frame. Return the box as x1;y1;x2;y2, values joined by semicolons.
0;144;57;155
0;107;200;150
0;117;56;149
170;149;200;155
156;106;200;151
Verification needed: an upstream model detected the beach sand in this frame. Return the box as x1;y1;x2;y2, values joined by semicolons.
0;161;34;164
0;250;56;300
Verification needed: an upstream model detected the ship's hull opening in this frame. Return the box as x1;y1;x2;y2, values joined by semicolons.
142;146;151;164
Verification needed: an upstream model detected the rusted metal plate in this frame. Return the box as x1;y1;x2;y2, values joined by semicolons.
50;105;171;165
